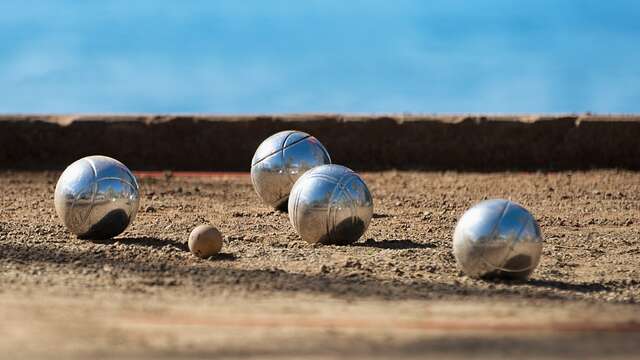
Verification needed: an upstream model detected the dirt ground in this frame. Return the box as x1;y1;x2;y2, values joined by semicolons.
1;170;639;359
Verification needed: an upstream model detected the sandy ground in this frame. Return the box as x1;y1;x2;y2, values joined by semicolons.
1;170;639;359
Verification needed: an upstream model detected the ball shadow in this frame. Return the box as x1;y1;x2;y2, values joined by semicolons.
275;201;289;213
208;253;237;261
87;237;239;261
91;236;188;251
526;279;610;293
480;276;610;294
354;238;435;250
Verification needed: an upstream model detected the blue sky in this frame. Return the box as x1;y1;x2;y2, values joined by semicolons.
0;0;639;114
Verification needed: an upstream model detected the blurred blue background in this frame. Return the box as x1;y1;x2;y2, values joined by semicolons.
0;0;638;114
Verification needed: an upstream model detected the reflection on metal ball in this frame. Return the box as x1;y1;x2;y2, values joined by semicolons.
453;199;543;279
54;155;140;240
251;130;331;210
288;164;373;245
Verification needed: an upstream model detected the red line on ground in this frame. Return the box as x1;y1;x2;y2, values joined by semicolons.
134;171;249;178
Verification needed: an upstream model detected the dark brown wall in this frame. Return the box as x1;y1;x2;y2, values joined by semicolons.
1;114;639;171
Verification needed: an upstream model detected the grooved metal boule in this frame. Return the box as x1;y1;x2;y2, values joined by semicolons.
288;164;373;245
453;199;543;280
251;130;331;209
54;155;140;240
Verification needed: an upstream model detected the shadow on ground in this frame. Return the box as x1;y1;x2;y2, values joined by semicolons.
355;239;435;250
526;278;611;293
0;242;616;303
92;236;188;251
208;253;237;261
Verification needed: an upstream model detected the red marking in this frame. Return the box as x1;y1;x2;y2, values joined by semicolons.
134;171;249;179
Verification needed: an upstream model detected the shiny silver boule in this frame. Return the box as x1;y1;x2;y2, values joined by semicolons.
453;199;543;279
251;130;331;209
288;164;373;245
54;155;140;240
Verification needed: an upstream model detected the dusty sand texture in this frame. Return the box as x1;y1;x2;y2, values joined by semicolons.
0;170;639;359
